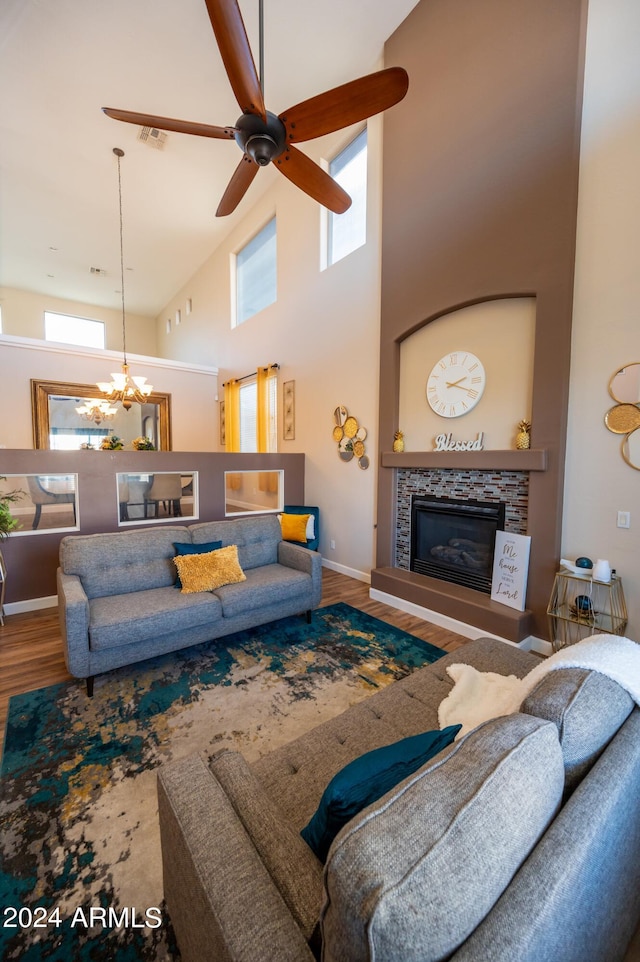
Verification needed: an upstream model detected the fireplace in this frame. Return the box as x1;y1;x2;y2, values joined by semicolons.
410;495;506;593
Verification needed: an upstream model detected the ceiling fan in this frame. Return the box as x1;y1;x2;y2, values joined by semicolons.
103;0;409;217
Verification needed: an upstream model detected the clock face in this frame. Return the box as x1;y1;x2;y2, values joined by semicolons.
426;351;486;418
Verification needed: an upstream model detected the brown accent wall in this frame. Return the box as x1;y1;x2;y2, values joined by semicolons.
375;0;588;638
0;450;305;605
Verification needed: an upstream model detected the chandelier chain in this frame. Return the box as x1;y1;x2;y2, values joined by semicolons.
116;149;127;365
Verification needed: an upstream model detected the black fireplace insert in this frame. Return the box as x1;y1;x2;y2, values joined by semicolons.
410;495;505;593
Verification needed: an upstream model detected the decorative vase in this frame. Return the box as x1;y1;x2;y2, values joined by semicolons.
393;430;405;453
593;559;612;583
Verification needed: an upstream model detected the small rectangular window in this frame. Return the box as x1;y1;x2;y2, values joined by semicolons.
44;311;105;349
235;217;277;325
328;129;367;266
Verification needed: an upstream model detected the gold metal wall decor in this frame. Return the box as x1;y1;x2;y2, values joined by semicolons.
283;380;295;440
333;405;369;469
604;362;640;470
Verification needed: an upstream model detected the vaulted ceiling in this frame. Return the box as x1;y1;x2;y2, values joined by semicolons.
0;0;419;318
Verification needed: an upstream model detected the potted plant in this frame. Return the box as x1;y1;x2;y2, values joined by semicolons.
0;478;24;624
100;435;124;450
132;436;156;451
0;477;23;541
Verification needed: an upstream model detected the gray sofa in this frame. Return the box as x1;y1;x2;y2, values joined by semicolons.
157;636;640;962
57;514;322;695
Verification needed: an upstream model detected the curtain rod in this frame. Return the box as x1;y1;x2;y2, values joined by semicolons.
222;363;279;387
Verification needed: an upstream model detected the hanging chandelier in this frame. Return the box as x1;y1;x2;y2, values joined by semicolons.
75;398;118;425
97;147;154;411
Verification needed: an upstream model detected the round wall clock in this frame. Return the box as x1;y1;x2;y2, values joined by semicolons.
426;351;486;418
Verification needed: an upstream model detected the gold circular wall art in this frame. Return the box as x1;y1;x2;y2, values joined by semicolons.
332;406;369;469
604;362;640;470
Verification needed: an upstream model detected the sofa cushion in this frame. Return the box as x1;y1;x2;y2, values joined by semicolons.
89;585;222;651
300;726;461;862
173;540;222;588
60;527;191;599
175;546;246;594
520;668;634;793
209;750;324;942
189;515;281;571
279;513;310;545
321;713;564;962
213;563;310;619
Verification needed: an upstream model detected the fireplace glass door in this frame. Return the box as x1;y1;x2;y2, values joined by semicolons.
410;495;505;593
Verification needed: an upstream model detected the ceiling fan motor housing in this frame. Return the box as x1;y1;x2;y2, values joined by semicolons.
234;111;286;166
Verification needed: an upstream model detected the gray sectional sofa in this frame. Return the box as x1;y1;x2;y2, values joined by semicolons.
158;636;640;962
57;515;322;694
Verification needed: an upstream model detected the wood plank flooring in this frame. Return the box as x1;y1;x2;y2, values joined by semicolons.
0;568;469;744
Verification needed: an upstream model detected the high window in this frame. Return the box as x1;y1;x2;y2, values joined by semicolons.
44;311;105;349
235;217;277;325
327;128;367;266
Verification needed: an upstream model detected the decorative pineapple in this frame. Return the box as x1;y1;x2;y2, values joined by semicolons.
516;419;531;450
393;430;405;453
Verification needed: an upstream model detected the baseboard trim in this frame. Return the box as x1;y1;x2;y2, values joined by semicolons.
3;595;57;616
369;587;548;653
322;559;371;584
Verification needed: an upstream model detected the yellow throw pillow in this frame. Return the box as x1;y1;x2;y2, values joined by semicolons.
174;545;246;593
280;512;310;544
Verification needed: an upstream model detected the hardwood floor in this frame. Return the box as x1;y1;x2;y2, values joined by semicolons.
0;568;469;745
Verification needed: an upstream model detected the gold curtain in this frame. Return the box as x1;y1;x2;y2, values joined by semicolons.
224;378;240;452
257;365;277;454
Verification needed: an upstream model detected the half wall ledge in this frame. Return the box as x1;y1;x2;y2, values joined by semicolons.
371;566;534;643
380;449;548;471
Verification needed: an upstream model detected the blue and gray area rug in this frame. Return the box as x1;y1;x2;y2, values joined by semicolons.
0;602;445;961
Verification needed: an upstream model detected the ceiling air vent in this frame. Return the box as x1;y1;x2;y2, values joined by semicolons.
138;127;167;150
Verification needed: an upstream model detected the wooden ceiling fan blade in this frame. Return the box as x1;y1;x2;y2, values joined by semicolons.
274;145;351;214
279;67;409;143
203;0;266;119
216;155;259;216
103;107;236;140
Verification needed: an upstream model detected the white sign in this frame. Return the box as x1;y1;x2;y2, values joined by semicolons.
433;432;485;452
491;531;531;611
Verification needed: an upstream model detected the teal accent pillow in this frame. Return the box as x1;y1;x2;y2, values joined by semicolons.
300;725;461;862
173;540;223;588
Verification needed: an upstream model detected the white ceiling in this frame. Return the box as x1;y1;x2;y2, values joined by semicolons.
0;0;419;318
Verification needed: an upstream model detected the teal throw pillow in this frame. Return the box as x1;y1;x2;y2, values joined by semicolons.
173;541;223;588
300;725;461;862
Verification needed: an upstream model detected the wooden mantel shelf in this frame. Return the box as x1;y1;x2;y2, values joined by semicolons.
380;449;547;471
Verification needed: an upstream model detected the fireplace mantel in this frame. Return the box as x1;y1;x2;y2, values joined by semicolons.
380;449;547;471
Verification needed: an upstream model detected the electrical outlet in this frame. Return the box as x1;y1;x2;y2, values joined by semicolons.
330;539;336;550
617;511;631;529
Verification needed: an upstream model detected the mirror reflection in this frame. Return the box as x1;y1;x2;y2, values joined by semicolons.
31;380;172;450
225;471;283;516
0;474;79;535
622;432;640;471
117;472;198;525
609;363;640;404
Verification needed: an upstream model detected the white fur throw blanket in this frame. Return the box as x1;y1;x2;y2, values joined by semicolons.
438;634;640;737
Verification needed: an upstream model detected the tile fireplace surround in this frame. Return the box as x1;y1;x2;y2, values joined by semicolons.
372;449;549;644
395;468;529;572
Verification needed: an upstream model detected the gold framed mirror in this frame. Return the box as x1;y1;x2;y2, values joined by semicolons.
31;379;172;450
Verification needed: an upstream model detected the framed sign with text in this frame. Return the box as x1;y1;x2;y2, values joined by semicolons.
491;531;531;611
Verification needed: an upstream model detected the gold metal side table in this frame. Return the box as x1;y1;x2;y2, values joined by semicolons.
547;570;628;651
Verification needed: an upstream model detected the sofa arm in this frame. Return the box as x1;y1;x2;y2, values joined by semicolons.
56;568;90;678
158;754;316;962
278;541;322;607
